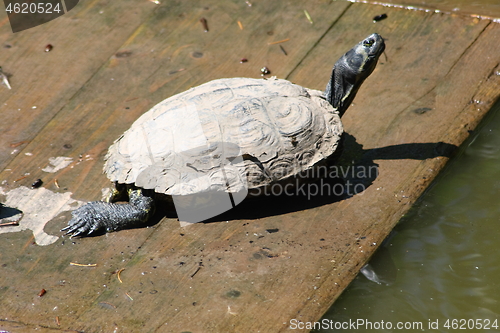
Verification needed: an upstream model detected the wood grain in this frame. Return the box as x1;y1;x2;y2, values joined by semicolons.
1;0;500;332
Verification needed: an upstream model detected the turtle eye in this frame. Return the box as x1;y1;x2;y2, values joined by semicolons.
363;38;374;47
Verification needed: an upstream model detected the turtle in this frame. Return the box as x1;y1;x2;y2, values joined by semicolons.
62;33;385;237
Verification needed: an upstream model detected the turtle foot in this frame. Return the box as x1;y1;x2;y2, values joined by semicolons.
62;201;111;237
61;192;154;237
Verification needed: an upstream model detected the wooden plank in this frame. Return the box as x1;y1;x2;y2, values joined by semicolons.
285;3;500;327
1;1;500;332
0;0;351;200
0;0;353;330
0;0;157;171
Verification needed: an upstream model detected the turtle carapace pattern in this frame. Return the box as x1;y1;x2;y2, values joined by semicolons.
62;33;385;237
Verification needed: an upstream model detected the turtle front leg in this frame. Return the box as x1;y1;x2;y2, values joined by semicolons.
61;189;155;237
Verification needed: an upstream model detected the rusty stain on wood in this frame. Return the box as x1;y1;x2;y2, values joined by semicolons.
0;0;499;332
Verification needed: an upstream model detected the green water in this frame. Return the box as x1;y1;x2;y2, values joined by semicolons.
318;99;500;331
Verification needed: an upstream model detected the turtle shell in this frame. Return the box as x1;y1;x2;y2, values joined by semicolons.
104;77;343;196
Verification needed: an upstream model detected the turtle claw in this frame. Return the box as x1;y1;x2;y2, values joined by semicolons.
62;224;89;238
61;202;107;237
67;230;83;239
61;194;154;238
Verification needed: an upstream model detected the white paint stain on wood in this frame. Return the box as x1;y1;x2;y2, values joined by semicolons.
0;186;84;246
42;156;73;173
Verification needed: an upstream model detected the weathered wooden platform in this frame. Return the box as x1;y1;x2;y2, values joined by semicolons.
1;0;500;332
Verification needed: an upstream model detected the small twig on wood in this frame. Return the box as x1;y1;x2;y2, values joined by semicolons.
190;261;204;278
69;262;97;267
237;21;243;30
55;316;60;326
200;17;209;32
117;268;125;283
125;292;133;300
99;301;116;309
10;140;29;148
227;305;237;315
0;221;19;227
268;38;290;45
304;10;313;24
169;68;185;75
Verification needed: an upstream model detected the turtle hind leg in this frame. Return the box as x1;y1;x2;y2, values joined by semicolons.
61;188;155;237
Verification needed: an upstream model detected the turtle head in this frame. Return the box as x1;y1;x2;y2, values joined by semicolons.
325;33;385;117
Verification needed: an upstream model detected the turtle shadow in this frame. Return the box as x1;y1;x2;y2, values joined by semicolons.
199;133;458;223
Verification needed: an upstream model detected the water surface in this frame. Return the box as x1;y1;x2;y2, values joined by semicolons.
318;96;500;331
